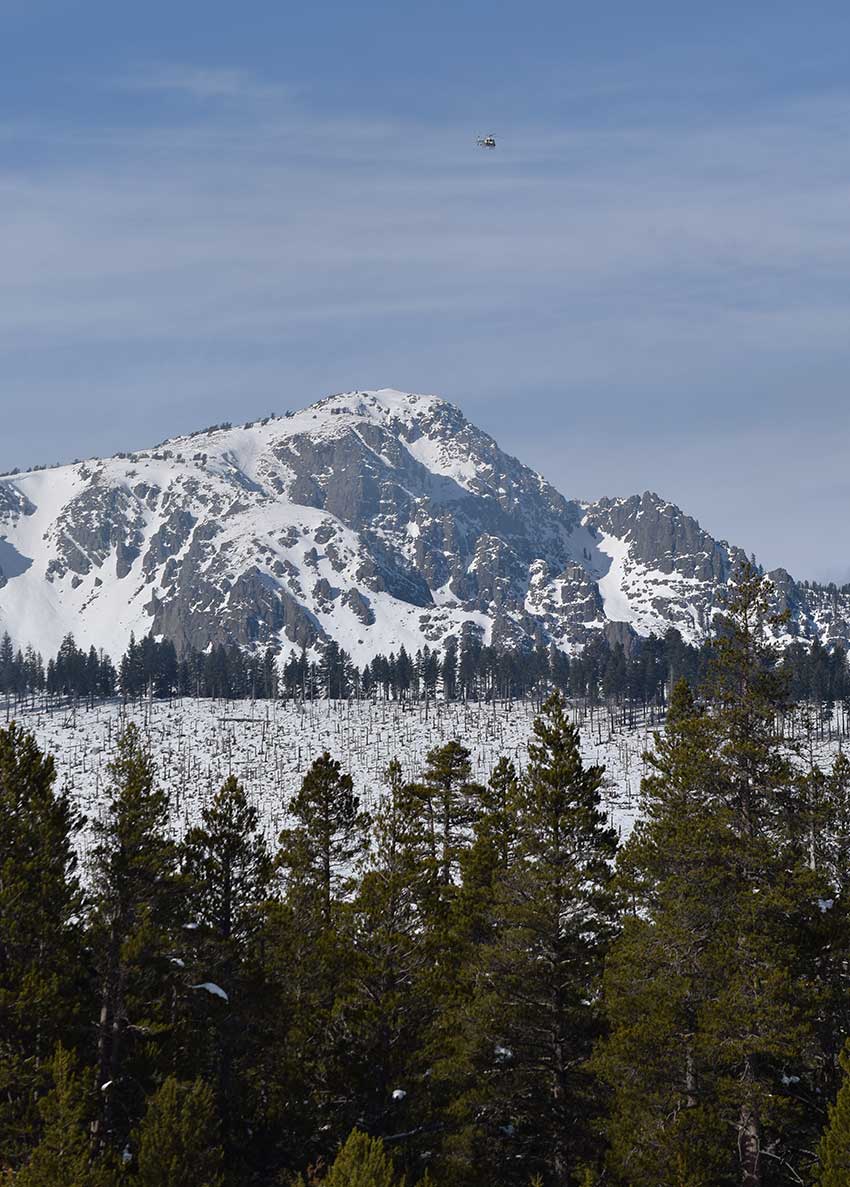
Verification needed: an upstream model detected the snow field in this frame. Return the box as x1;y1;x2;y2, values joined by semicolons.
11;697;650;863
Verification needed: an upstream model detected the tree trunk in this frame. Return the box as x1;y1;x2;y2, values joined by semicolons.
551;1029;569;1186
92;921;124;1149
738;1057;762;1187
684;1038;697;1110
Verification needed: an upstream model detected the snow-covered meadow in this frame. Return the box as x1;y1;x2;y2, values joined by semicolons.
12;697;653;857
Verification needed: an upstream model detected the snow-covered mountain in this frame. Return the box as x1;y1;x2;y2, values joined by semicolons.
0;389;847;662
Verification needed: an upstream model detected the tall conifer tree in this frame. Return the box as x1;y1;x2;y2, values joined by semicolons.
0;723;86;1165
817;1040;850;1185
278;751;369;925
179;775;273;1177
600;566;827;1186
336;761;430;1153
440;695;617;1186
15;1047;118;1187
272;753;370;1161
89;724;179;1152
133;1076;224;1187
412;740;484;893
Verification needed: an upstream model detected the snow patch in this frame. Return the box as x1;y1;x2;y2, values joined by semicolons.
191;982;229;1002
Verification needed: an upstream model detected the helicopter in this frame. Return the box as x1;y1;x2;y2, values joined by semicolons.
476;135;496;149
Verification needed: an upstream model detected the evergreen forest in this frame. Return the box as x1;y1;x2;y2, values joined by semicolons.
3;612;850;739
5;566;850;1185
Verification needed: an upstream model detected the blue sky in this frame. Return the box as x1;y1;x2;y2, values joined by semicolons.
3;1;850;580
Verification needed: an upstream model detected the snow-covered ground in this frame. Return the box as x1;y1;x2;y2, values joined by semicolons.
12;694;845;870
11;697;654;860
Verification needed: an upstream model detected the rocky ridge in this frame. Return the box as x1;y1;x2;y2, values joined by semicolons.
0;389;846;661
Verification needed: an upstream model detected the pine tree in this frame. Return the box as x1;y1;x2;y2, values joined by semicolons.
278;752;369;925
179;775;273;1173
16;1047;118;1187
599;567;827;1186
0;631;14;695
182;774;272;954
412;740;484;891
441;695;618;1186
336;761;430;1151
821;752;850;894
322;1129;403;1187
0;723;86;1166
271;753;370;1162
477;755;519;874
817;1040;850;1185
449;757;519;981
133;1076;224;1187
319;641;351;701
262;645;279;699
89;724;179;1153
693;571;824;1184
441;638;458;701
597;681;736;1184
119;632;144;699
399;740;488;1168
801;748;850;1114
425;758;520;1184
292;1130;437;1187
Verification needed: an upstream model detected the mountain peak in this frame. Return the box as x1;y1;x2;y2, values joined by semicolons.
0;390;846;662
314;388;453;416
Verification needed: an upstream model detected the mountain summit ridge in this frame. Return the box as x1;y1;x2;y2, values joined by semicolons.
0;389;846;660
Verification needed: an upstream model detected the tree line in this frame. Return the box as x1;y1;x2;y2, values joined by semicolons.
2;617;850;727
5;565;850;1184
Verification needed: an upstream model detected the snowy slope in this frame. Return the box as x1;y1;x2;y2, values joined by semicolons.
0;390;846;661
15;697;645;860
26;698;847;875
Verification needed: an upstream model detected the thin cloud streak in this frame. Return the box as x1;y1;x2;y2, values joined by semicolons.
116;65;267;100
2;71;850;580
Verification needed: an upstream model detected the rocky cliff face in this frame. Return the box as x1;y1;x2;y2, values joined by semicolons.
0;389;845;661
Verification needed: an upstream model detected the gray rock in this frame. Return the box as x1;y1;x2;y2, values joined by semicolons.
2;391;848;662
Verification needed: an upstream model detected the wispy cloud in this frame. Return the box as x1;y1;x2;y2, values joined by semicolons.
116;64;272;101
3;69;850;578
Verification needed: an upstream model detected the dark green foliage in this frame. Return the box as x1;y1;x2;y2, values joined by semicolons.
442;694;617;1186
120;634;178;700
270;753;372;1162
16;1047;117;1187
88;723;179;1153
478;755;519;874
323;1128;404;1187
596;684;734;1184
819;752;850;893
449;756;519;962
133;1076;224;1187
0;723;85;1165
181;773;272;951
336;762;429;1143
599;566;830;1185
179;775;274;1178
4;617;850;718
48;634;115;699
291;1129;435;1187
412;739;484;890
817;1041;850;1185
12;577;850;1184
319;640;353;700
278;751;369;924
